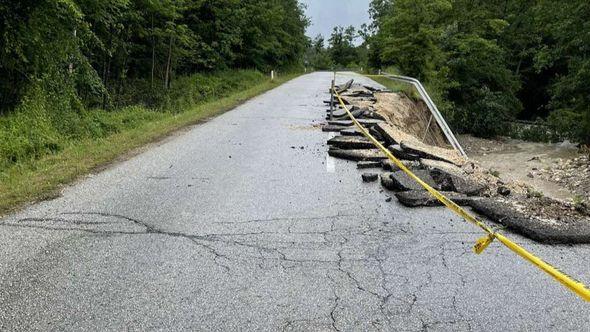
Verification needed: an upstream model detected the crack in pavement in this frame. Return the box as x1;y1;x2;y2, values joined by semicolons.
215;213;372;225
0;208;491;330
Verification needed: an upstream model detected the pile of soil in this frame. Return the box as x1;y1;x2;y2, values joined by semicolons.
338;87;451;149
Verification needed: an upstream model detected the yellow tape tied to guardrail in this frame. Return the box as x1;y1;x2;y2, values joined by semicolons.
332;80;590;302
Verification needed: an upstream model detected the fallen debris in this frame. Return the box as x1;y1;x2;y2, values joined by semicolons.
469;198;590;244
322;125;352;132
328;148;386;161
430;168;487;196
318;79;589;244
381;159;420;171
357;161;382;169
388;170;439;191
327;136;378;150
395;190;475;207
400;140;466;166
389;144;420;161
362;173;379;182
334;79;353;94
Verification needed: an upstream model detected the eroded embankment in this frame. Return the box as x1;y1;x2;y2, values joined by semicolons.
322;79;590;244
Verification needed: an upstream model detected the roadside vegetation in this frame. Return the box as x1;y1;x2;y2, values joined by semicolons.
307;1;590;145
0;0;308;213
368;0;590;144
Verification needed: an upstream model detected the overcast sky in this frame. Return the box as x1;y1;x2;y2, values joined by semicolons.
301;0;371;43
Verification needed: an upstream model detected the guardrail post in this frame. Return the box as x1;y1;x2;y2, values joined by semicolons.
380;72;467;156
271;70;275;81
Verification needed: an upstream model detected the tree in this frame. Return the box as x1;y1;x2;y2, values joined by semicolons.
0;0;309;114
305;35;333;70
328;26;359;68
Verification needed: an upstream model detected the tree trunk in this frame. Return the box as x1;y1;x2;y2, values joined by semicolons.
151;14;155;89
164;34;174;89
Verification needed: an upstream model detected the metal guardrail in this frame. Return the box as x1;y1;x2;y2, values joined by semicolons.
380;72;467;157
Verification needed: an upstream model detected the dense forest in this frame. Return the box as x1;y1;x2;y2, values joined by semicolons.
0;0;308;112
365;0;590;143
305;25;369;71
0;0;308;170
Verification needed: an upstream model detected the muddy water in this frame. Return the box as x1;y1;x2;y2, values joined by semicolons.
461;135;579;202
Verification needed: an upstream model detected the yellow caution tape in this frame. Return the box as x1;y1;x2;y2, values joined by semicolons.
332;84;590;302
474;234;495;255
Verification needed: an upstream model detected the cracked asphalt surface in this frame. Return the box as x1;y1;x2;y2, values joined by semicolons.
1;72;589;331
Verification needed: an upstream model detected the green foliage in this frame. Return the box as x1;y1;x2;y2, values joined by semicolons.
304;24;370;70
547;109;586;142
367;0;590;143
305;35;333;70
0;70;264;170
328;26;360;68
0;0;308;109
0;0;308;168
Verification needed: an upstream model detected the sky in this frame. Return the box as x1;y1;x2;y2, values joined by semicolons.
301;0;371;44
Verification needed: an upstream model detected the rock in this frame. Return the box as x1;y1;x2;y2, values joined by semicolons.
497;186;511;196
389;145;420;161
328;148;387;161
527;172;535;178
385;170;439;192
322;125;352;132
394;190;476;207
327;136;376;149
430;168;488;196
362;173;379;182
468;199;590;244
357;161;382;169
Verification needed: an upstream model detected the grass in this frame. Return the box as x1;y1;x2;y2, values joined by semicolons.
362;73;422;102
0;72;299;215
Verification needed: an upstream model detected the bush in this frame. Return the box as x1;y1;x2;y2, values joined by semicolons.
547;109;587;143
0;70;267;170
449;87;518;138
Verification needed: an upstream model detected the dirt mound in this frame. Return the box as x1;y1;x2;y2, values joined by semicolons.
373;92;450;148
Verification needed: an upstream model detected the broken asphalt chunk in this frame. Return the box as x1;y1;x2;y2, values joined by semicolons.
362;173;379;182
469;199;590;244
322;125;352;132
328;148;386;161
395;190;476;207
389;145;421;161
357;161;382;169
430;168;488;196
385;170;439;192
327;136;377;149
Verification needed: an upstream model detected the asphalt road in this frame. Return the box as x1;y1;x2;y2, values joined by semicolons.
0;72;588;331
